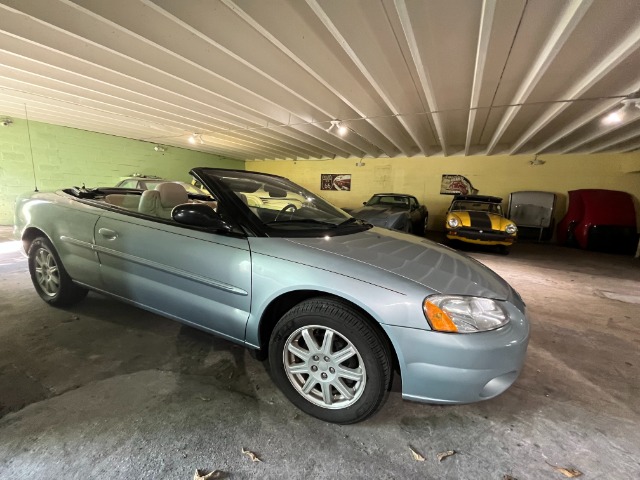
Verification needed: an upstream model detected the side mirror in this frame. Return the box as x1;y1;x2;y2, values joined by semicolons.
172;203;232;232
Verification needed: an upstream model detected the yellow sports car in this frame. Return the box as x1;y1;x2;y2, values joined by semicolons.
445;195;517;254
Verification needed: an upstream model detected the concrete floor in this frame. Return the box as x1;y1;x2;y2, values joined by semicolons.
0;228;639;479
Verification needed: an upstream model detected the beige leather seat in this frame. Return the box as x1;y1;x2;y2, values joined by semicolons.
105;194;140;210
139;182;189;219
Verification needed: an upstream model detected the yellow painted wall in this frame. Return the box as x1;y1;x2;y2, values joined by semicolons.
247;153;640;231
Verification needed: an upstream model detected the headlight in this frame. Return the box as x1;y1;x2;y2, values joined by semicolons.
447;217;460;228
423;295;510;333
505;224;517;235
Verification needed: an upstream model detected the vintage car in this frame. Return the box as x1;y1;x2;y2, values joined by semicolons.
14;168;529;424
446;195;518;254
349;193;429;235
557;189;638;254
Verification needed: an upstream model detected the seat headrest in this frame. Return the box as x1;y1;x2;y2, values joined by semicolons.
139;190;161;215
155;183;188;207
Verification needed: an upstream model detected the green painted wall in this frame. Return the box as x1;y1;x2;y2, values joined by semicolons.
0;118;244;224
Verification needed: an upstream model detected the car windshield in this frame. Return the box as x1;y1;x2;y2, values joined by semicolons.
365;195;409;207
201;170;362;233
451;201;502;215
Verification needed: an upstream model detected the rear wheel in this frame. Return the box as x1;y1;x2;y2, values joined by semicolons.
28;237;88;307
269;297;392;424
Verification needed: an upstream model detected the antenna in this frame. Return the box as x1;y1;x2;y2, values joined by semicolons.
24;104;38;192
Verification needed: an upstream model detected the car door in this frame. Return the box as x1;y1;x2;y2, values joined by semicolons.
93;210;251;342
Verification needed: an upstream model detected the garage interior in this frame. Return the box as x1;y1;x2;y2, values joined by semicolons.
1;1;639;479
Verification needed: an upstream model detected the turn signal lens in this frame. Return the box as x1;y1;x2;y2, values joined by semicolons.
424;301;458;332
423;295;510;333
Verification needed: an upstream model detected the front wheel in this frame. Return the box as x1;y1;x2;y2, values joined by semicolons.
28;237;88;307
269;297;392;424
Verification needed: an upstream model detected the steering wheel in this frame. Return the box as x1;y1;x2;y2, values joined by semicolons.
274;203;298;221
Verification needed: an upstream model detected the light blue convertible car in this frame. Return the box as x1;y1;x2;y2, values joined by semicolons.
14;168;529;424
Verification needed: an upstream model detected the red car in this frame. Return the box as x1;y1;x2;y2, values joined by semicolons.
557;189;637;254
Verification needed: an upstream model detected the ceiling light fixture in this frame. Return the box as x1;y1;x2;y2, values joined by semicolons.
621;97;640;110
327;120;349;136
188;133;205;145
1;117;12;127
602;110;623;125
154;145;166;152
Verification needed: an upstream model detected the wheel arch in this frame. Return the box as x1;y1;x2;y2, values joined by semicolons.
256;289;401;375
21;226;50;254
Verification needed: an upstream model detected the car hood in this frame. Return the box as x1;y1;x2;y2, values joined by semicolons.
448;211;506;230
283;227;512;300
350;205;405;222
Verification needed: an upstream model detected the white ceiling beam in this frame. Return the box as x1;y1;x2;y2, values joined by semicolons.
588;129;640;153
465;0;497;156
222;0;389;157
393;0;448;156
560;111;640;153
0;72;315;159
1;1;353;159
620;140;640;153
533;83;640;153
486;0;593;154
306;0;421;156
510;23;640;154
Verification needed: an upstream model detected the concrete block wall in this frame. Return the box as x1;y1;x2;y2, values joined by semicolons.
0;118;244;224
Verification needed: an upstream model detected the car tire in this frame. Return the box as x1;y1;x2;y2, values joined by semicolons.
28;237;88;307
269;297;392;424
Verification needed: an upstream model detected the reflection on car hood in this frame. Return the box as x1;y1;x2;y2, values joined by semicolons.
284;227;512;300
350;205;405;223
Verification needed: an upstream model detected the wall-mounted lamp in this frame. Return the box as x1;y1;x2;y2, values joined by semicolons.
529;154;545;166
355;160;365;167
154;145;166;152
188;133;204;145
1;117;12;127
327;120;348;136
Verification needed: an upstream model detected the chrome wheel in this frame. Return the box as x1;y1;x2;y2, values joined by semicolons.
34;247;60;297
283;325;366;409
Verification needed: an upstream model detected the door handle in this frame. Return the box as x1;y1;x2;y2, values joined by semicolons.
98;228;118;240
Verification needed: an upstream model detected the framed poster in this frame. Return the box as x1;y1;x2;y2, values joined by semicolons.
321;174;351;191
440;174;478;195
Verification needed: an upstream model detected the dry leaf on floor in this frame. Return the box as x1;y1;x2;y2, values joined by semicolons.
242;447;262;463
552;466;583;478
437;450;456;462
193;469;225;479
409;446;425;462
502;475;518;480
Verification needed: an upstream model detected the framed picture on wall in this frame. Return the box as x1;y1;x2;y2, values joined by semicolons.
440;174;478;195
321;174;351;191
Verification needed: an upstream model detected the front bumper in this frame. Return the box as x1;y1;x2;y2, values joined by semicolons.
447;228;516;246
383;303;529;404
